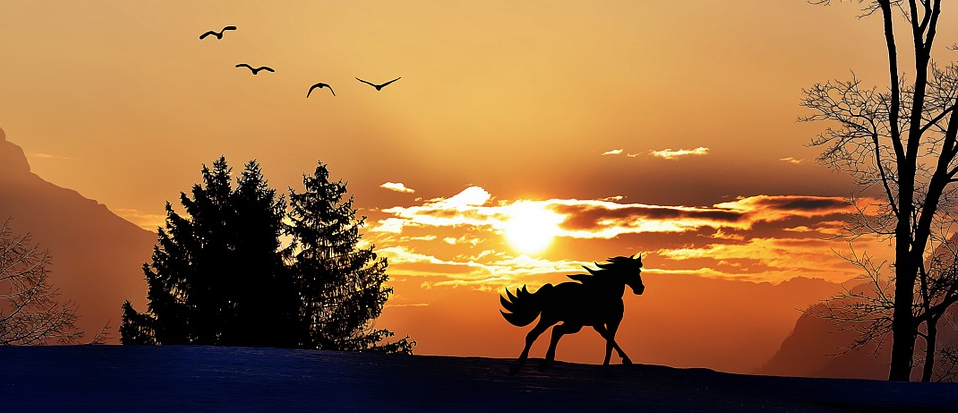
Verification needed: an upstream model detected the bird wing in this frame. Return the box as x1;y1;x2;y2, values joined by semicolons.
223;26;237;31
235;63;252;71
307;83;335;97
355;77;376;87
199;31;215;39
381;77;402;87
261;67;275;72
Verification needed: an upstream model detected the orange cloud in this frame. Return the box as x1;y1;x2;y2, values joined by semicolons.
111;208;164;232
649;146;710;160
374;189;862;241
27;153;71;160
365;188;879;287
381;182;416;193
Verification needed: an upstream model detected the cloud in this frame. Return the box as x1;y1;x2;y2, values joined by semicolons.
432;186;491;207
27;153;71;160
649;146;709;160
383;303;430;308
365;187;881;287
372;187;861;241
111;208;165;232
602;149;641;157
652;235;889;283
376;245;590;288
780;157;804;164
713;195;853;222
371;217;408;233
380;182;415;193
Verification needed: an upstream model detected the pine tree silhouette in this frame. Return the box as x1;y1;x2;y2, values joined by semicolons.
121;157;307;347
285;161;413;353
121;157;412;353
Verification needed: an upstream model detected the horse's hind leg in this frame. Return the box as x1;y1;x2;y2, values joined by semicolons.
511;318;552;375
542;323;582;370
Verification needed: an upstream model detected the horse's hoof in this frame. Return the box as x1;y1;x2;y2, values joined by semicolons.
622;358;633;366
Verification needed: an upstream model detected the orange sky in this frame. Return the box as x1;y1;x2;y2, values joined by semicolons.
3;1;956;367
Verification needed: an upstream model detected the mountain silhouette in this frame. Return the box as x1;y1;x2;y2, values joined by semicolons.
0;127;155;343
758;280;958;381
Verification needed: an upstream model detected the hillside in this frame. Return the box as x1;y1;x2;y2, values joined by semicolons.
3;346;956;412
0;126;155;342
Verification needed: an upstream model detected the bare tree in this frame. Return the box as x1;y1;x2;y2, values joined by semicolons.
804;0;958;381
811;238;958;381
0;219;81;345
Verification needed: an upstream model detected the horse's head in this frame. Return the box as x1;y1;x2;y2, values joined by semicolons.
596;254;645;295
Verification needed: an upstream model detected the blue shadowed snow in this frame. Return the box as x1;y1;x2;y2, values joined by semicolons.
2;345;956;412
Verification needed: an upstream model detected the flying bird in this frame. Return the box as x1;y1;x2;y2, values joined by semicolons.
235;64;275;75
199;26;237;40
355;77;401;91
307;82;336;98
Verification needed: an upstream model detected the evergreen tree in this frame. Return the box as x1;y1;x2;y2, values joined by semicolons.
285;161;413;354
121;157;307;346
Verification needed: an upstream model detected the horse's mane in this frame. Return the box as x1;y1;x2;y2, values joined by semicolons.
566;255;642;284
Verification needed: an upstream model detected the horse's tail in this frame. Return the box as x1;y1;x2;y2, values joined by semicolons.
499;284;553;327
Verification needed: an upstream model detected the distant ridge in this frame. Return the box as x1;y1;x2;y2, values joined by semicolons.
759;282;958;381
0;126;155;342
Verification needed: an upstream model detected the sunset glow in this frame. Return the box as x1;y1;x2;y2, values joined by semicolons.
3;0;943;369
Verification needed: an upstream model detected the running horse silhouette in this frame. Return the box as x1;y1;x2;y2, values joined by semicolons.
500;254;644;374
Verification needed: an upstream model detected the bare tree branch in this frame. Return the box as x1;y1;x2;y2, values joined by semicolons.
0;218;82;345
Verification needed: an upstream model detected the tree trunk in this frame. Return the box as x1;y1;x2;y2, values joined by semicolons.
889;179;917;381
921;319;938;382
890;245;917;380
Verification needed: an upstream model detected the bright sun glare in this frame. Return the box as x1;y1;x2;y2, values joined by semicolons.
503;202;564;255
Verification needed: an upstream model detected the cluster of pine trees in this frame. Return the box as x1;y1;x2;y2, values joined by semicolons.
120;157;413;354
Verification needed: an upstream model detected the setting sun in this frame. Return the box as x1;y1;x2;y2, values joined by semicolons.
502;202;565;255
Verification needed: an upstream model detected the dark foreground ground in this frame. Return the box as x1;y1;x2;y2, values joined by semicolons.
2;346;956;412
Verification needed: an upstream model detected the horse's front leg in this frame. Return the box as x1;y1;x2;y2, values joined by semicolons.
594;321;631;366
607;320;631;365
542;323;582;370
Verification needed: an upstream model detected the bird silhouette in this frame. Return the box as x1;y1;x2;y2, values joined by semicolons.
356;77;401;91
235;64;275;75
199;26;237;40
307;82;336;98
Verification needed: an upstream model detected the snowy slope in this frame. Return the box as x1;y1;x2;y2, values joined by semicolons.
2;346;956;412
